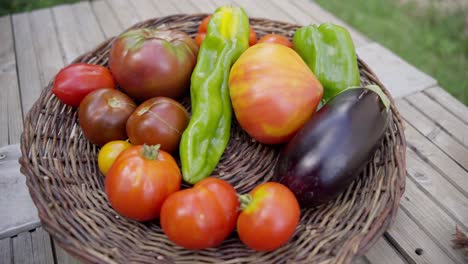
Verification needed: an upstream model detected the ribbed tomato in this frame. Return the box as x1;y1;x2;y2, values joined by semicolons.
160;178;239;249
229;43;323;144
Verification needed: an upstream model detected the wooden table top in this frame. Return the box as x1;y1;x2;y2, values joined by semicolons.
0;0;467;263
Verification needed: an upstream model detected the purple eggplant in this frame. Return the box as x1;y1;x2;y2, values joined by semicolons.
274;85;390;207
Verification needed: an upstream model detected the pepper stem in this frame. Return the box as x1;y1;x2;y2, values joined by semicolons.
238;193;253;211
142;144;160;160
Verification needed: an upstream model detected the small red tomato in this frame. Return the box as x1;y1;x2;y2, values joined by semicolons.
249;27;258;46
126;97;190;153
197;15;212;33
195;32;206;47
161;178;239;250
237;182;300;251
78;88;136;146
52;63;115;107
258;34;293;48
105;145;181;221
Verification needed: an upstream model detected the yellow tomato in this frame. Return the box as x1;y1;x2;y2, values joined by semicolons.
98;140;132;175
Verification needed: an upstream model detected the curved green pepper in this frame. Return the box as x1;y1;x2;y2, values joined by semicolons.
180;6;250;184
293;23;361;102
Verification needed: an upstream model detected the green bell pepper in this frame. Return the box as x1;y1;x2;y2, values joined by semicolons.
179;6;250;184
293;23;361;102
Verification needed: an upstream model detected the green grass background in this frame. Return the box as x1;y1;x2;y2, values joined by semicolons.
315;0;467;105
1;0;466;104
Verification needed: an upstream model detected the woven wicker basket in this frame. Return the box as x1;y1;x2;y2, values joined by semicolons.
19;14;406;264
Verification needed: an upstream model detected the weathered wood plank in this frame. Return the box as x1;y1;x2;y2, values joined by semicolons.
129;0;162;20
31;228;54;264
386;209;455;264
151;0;179;16
52;5;89;64
12;232;34;264
401;171;467;263
12;13;42;114
425;86;468;125
189;0;217;13
72;2;106;50
396;100;468;169
288;0;369;47
406;148;468;226
168;0;199;14
54;242;81;264
0;144;40;239
271;0;321;25
29;9;64;87
405;119;468;196
91;0;123;38
0;16;23;146
356;43;437;98
365;237;407;264
230;0;265;18
251;0;296;23
404;117;468;197
0;238;12;264
406;92;468;148
106;0;141;29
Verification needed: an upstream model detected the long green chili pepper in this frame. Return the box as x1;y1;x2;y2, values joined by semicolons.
293;23;361;103
180;6;250;184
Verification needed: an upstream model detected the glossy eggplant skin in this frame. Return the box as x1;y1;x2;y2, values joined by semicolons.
274;87;389;207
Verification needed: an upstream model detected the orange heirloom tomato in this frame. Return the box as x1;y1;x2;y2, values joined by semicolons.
237;182;300;251
160;178;239;250
98;140;132;175
105;145;181;221
229;43;323;144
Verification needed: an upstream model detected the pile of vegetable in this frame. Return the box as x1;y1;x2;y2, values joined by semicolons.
51;5;390;252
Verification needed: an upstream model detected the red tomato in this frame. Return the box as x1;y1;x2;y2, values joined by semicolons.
258;34;293;48
229;43;323;144
105;145;181;221
109;29;198;102
237;182;300;251
194;32;206;47
160;178;239;250
249;27;258;46
52;63;115;107
197;15;212;33
126;97;190;153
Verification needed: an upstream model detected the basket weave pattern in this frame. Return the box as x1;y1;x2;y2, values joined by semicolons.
19;14;406;264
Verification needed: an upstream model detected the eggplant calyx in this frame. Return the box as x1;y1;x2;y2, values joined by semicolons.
237;194;253;211
344;85;391;112
364;85;391;112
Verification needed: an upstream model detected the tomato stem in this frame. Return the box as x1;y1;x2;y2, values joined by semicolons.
238;194;252;211
142;144;160;160
107;97;122;108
